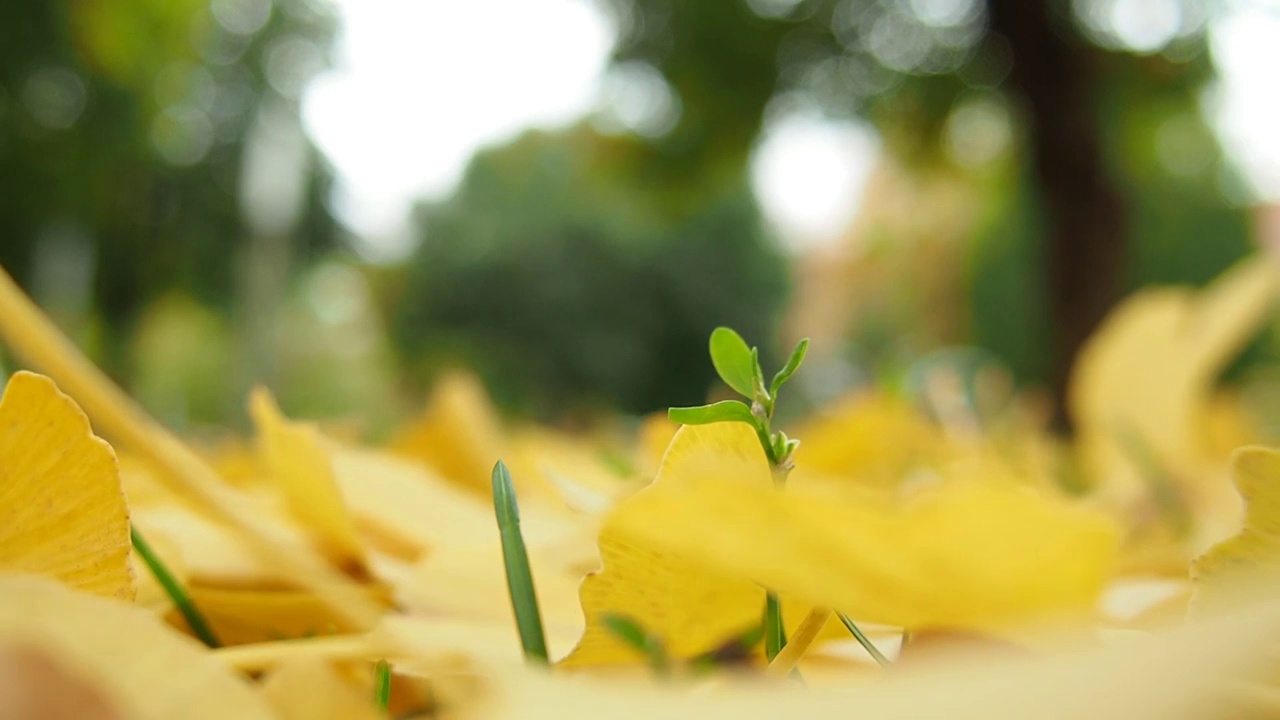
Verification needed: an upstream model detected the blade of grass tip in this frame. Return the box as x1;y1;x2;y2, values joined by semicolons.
131;526;221;648
838;612;890;667
601;613;670;676
374;659;391;713
764;592;787;661
491;461;549;663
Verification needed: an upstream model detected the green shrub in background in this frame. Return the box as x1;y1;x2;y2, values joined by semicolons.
394;125;791;421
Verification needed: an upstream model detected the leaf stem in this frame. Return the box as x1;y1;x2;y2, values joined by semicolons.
491;461;550;663
131;526;221;648
837;612;890;667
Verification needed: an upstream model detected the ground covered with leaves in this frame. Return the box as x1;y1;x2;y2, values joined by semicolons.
1;256;1280;719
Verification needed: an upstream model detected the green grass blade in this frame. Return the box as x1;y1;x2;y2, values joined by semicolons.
374;659;391;713
601;613;670;676
131;526;221;648
837;612;890;666
764;592;787;661
491;461;549;663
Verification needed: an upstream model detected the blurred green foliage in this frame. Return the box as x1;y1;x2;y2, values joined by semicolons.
396;126;790;419
1;0;1272;428
597;0;1260;396
0;0;339;384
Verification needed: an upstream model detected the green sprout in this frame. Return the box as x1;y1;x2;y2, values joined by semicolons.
669;327;807;474
374;659;392;713
131;526;221;648
491;461;550;663
670;327;886;667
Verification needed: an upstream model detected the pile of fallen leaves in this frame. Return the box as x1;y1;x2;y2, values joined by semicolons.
2;255;1280;719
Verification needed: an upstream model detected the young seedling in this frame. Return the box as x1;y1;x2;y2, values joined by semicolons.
670;327;886;666
491;461;550;663
131;526;221;648
669;327;808;476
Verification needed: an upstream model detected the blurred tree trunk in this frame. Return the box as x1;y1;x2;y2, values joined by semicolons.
987;0;1126;434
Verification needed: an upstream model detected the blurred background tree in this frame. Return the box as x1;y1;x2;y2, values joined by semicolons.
1;0;1274;433
592;0;1259;430
394;125;789;421
0;0;340;426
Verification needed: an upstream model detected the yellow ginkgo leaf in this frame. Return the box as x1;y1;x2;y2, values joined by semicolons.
131;503;308;587
0;371;134;600
249;387;369;578
485;580;1280;720
635;411;678;479
561;423;819;668
790;390;941;487
0;640;126;719
1190;446;1280;614
401;541;591;662
168;586;385;646
1069;255;1280;524
0;265;381;629
130;527;188;614
505;427;637;515
260;658;382;720
0;574;273;719
387;371;507;495
602;423;1120;633
329;443;586;561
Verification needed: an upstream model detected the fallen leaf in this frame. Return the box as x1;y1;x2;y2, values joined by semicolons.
260;658;382;720
604;425;1120;633
0;371;134;600
249;388;369;578
1190;446;1280;614
0;575;274;719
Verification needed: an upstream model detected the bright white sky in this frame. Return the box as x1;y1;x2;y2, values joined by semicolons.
302;0;1280;261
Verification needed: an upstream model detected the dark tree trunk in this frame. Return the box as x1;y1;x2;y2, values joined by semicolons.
986;0;1126;434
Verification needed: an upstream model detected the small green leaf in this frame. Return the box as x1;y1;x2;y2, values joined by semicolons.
770;431;789;462
374;659;392;713
770;338;810;396
491;461;549;663
709;327;757;398
668;400;755;426
601;613;670;675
